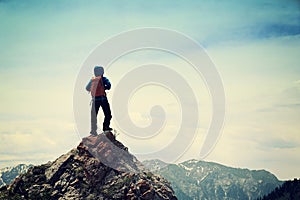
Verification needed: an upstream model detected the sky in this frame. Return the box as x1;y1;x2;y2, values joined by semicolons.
0;0;300;180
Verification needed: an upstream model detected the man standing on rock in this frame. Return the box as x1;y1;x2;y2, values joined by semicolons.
86;66;112;136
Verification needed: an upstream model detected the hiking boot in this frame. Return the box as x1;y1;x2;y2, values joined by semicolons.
103;127;113;132
90;130;98;136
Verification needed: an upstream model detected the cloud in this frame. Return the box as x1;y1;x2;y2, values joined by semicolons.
0;118;80;168
260;138;299;150
0;0;299;179
1;0;299;55
256;82;300;112
189;0;300;46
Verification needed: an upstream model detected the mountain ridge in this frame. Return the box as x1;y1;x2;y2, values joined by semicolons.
143;159;283;200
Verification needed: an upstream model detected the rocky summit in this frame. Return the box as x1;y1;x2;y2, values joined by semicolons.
0;133;177;200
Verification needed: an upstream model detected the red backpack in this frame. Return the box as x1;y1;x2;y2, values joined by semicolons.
90;76;106;97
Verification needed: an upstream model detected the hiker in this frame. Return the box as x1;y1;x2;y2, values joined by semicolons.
86;66;112;135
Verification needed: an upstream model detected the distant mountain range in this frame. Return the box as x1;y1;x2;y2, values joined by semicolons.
143;159;283;200
0;156;290;199
0;164;33;187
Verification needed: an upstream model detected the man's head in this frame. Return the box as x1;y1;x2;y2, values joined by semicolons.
94;66;104;76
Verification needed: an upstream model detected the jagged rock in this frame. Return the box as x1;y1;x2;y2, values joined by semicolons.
0;133;177;200
79;133;143;173
0;164;33;188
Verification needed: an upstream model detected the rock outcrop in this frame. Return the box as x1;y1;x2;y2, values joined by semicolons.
0;132;177;200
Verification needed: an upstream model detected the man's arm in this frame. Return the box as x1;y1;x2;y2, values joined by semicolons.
86;80;92;92
102;77;111;90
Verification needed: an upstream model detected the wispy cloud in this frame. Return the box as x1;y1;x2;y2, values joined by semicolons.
0;0;299;179
260;138;299;150
0;118;80;168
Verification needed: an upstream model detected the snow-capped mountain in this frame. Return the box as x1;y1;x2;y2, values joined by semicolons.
0;164;33;187
143;159;282;200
